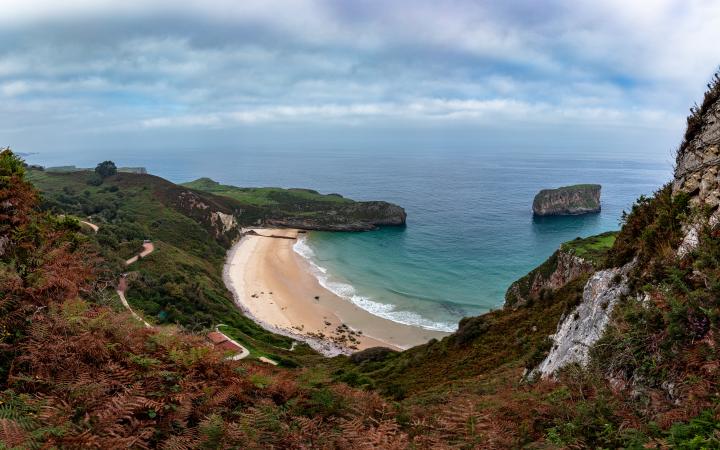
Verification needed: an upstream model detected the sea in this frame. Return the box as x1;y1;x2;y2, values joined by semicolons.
26;148;673;332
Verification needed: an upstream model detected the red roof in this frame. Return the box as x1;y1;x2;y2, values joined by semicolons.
217;340;241;352
207;331;228;344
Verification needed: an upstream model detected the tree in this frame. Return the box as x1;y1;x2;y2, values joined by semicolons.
95;160;117;178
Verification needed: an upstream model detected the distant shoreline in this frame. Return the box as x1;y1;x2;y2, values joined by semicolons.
223;228;447;356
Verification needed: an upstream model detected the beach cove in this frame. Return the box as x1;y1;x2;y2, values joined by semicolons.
223;228;448;355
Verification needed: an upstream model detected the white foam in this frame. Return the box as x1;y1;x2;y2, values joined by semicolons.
293;236;457;332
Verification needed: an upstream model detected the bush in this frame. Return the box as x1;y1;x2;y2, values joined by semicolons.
86;172;103;186
95;160;117;178
349;346;397;364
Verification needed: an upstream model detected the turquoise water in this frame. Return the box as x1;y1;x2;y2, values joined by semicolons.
27;148;672;331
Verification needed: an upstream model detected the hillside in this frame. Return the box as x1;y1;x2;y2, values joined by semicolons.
1;72;720;448
183;177;407;231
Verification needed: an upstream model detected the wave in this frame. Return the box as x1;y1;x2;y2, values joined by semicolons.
293;236;457;332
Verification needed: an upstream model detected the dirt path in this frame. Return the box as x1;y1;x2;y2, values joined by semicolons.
125;242;154;265
116;275;151;328
80;220;99;233
84;223;253;361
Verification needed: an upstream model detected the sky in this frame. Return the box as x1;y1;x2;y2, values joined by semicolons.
1;0;719;155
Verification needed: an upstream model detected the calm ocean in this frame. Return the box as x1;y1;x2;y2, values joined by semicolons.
27;148;672;331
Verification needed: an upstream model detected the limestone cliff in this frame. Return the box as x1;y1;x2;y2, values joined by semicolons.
673;76;720;209
505;249;593;308
534;262;632;378
182;178;407;232
673;74;720;256
532;184;601;216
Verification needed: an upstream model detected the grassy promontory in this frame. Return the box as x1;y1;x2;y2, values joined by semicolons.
184;177;407;231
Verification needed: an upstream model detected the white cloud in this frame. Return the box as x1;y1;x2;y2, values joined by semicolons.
0;0;715;148
139;98;680;131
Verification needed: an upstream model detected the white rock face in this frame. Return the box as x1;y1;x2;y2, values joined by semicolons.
535;263;633;378
677;211;720;258
211;211;238;235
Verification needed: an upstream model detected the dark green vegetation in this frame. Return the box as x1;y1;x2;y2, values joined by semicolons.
682;71;720;153
184;177;407;231
1;151;415;447
95;160;117;178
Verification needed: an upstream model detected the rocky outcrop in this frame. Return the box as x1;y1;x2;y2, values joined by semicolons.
534;262;633;378
533;184;601;216
673;89;720;209
266;201;407;231
505;250;594;308
183;178;407;232
673;77;720;257
211;211;238;236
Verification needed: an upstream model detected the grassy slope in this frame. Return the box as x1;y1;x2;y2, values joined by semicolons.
27;169;317;365
183;177;352;206
183;177;405;229
560;230;617;265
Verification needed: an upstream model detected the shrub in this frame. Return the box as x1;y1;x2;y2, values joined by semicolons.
95;160;117;178
86;172;103;186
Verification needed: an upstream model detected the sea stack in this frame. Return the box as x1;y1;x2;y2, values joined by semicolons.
532;184;601;216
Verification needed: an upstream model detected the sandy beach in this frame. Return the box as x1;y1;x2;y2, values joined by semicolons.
223;228;448;355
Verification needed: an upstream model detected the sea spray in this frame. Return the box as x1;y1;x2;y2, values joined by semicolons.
293;235;457;332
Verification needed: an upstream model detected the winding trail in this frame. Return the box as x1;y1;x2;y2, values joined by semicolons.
125;242;154;265
78;221;252;360
80;220;99;233
116;275;151;329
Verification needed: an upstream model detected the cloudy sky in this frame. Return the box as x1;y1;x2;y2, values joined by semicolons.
1;0;719;154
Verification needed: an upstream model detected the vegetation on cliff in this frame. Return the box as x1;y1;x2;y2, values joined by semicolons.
183;177;407;231
504;231;616;308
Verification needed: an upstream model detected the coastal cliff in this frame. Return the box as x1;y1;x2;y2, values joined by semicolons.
505;232;616;308
265;201;406;231
532;184;601;216
673;73;720;209
532;74;720;381
183;178;407;231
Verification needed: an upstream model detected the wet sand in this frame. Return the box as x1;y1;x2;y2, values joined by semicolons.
223;228;448;355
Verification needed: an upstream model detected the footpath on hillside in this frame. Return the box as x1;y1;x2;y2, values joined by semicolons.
80;220;254;361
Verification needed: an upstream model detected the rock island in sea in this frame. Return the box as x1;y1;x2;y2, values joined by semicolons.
532;184;601;216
